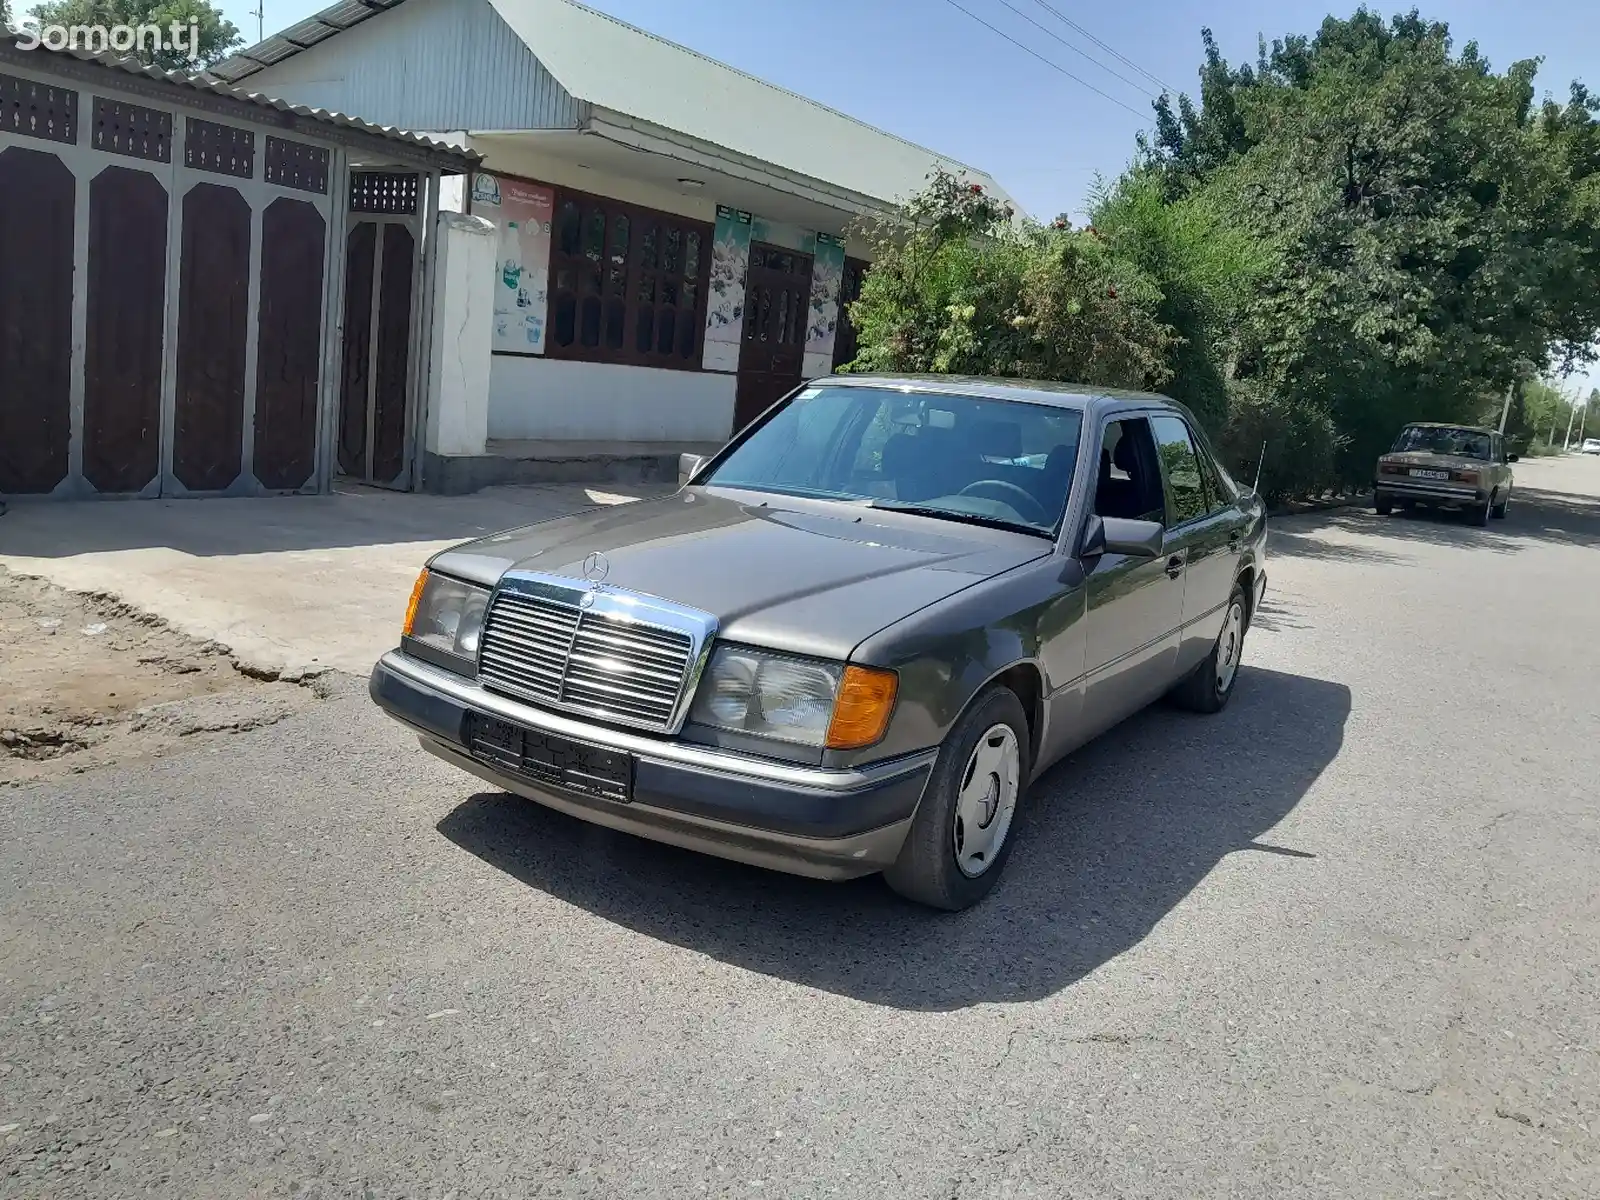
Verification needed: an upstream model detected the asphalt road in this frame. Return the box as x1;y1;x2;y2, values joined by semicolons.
4;456;1599;1199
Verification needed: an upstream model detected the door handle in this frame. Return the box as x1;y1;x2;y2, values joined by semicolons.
1165;554;1185;579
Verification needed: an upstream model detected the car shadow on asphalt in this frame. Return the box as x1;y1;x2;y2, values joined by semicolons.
1268;483;1600;560
436;665;1350;1012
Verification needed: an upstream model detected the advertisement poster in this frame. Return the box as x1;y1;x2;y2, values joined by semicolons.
750;216;817;256
702;205;752;372
473;172;554;355
803;231;847;377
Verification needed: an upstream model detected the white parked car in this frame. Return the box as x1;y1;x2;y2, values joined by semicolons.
1581;438;1600;455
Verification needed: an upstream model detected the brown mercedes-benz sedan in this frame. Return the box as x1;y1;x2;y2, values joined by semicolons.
371;376;1268;910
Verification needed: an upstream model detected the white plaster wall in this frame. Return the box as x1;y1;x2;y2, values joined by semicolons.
488;357;736;442
425;212;498;456
471;138;717;225
437;173;465;213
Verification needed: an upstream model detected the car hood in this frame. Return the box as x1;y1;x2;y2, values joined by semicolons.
428;489;1051;660
1380;450;1494;472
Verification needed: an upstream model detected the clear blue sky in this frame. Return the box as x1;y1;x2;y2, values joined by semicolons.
221;0;1600;399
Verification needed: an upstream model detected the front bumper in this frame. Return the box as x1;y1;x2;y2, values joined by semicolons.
369;651;932;880
1374;476;1487;505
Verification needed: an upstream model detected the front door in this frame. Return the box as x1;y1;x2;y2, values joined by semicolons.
1080;416;1184;736
734;242;812;430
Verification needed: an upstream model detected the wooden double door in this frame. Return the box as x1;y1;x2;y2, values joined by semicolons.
733;242;813;430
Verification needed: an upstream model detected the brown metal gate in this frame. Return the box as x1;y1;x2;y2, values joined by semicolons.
733;242;813;429
0;58;436;502
84;165;169;493
0;143;75;496
337;172;421;489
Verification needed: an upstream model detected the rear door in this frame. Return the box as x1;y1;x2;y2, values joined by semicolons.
1150;415;1246;673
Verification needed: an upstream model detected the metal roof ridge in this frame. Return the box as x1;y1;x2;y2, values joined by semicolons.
514;0;990;178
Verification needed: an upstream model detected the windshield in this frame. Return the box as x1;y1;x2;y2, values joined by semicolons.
703;385;1085;535
1392;425;1492;459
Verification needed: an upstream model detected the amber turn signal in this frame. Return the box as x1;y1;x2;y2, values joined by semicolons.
401;568;430;637
825;665;899;750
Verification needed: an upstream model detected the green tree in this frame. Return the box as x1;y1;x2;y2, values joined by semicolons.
1144;9;1600;482
1087;168;1271;431
27;0;241;71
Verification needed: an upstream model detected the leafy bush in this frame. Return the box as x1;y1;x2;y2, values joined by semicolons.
844;170;1178;391
1217;381;1345;502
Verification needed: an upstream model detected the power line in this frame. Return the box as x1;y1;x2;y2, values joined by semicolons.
991;0;1159;101
1026;0;1177;95
936;0;1152;121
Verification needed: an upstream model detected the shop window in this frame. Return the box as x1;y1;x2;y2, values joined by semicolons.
546;187;712;371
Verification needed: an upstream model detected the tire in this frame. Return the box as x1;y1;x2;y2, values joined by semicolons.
884;686;1031;912
1169;583;1248;715
1492;489;1509;519
1470;493;1492;527
1375;492;1394;515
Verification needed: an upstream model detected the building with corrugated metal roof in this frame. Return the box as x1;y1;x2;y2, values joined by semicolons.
212;0;1016;490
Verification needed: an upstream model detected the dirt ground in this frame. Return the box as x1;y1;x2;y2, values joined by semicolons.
0;566;327;788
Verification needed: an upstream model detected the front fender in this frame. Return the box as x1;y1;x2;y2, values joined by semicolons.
828;556;1087;769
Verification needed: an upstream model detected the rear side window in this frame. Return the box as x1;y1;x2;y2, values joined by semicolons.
1151;415;1207;525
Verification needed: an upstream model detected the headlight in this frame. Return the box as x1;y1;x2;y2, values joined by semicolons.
402;569;490;670
689;645;897;749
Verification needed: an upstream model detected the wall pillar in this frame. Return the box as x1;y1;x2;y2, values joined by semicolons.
420;210;495;490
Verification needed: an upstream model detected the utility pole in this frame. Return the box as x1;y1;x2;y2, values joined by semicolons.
1563;395;1580;450
1497;381;1514;435
249;2;264;43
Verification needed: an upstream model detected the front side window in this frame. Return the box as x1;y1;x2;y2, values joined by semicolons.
1150;415;1208;525
1392;425;1492;460
1093;418;1166;523
704;386;1084;536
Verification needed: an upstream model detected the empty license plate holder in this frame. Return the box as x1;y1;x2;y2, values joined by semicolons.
465;713;634;803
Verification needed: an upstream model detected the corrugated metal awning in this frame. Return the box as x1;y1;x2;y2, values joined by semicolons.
3;33;480;171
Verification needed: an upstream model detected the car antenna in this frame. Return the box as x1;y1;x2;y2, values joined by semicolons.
1251;441;1267;497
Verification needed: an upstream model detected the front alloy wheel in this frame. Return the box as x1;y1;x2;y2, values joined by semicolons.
885;686;1031;911
952;724;1021;879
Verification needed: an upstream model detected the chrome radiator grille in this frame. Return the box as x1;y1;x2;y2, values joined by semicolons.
478;587;697;731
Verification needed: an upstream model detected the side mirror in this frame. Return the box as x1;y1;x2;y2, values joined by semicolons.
679;453;708;487
1079;514;1163;559
1506;453;1519;463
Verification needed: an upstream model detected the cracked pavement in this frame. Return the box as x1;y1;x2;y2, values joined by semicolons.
1;455;1598;1198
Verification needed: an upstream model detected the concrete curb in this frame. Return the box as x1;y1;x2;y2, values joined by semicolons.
1268;490;1373;518
0;562;333;691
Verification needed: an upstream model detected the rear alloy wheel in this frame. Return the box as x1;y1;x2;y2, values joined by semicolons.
1170;583;1248;715
1492;489;1510;519
885;687;1030;911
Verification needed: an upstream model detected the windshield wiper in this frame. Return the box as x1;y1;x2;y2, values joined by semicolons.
869;500;1052;539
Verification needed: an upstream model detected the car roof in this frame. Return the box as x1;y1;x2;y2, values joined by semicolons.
819;373;1185;416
